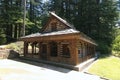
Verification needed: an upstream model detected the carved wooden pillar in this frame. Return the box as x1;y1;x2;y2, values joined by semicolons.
89;46;91;58
87;44;89;60
80;42;83;62
71;39;78;65
86;44;88;60
39;42;41;59
57;41;61;62
82;43;85;61
78;42;83;63
85;43;87;60
34;44;35;54
31;43;34;58
88;45;90;59
24;42;28;57
46;42;49;60
93;45;95;57
92;45;95;57
90;46;92;58
24;42;26;57
26;42;28;56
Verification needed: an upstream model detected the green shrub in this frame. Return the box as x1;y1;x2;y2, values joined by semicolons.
6;43;19;51
112;35;120;57
96;41;111;54
5;42;23;54
112;51;120;57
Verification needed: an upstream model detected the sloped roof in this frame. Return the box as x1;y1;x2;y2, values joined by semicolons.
21;29;79;38
21;12;97;45
21;28;97;45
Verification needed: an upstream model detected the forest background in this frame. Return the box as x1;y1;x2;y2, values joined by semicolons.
0;0;119;54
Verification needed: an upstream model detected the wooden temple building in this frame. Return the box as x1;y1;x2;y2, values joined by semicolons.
20;12;97;65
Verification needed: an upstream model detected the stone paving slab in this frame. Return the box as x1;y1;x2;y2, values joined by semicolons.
0;59;101;80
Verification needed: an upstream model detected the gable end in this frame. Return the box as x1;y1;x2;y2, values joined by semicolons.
41;12;75;33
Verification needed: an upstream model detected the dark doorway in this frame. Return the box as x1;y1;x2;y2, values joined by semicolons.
41;44;47;60
50;42;58;57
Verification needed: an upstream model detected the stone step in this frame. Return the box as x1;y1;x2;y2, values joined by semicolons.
20;56;96;71
76;58;97;71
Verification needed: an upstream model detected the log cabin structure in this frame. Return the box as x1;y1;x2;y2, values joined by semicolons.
20;12;97;65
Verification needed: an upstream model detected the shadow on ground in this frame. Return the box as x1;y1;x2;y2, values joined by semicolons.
10;58;72;73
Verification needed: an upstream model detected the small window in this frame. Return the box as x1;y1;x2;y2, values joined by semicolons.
51;22;57;31
62;44;70;58
78;49;83;58
78;42;83;58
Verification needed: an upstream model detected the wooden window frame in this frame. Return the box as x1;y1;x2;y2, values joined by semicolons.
61;43;70;58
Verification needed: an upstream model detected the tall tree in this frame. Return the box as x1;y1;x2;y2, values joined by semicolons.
0;0;47;43
25;0;43;35
0;0;22;42
49;0;118;53
22;0;26;36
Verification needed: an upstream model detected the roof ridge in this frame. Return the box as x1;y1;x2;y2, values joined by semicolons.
49;12;76;29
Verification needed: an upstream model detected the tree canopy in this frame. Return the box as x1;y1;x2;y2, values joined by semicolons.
49;0;118;53
0;0;118;54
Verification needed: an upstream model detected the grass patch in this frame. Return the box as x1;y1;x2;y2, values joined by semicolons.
88;55;120;80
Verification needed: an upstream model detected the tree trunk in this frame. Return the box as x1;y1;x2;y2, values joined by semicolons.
14;24;18;39
9;24;13;39
18;24;21;37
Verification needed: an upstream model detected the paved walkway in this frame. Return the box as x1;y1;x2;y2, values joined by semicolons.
0;59;102;80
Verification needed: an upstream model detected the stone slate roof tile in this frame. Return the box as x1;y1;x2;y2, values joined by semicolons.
21;29;79;38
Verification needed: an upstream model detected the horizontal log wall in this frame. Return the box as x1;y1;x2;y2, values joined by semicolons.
23;39;78;65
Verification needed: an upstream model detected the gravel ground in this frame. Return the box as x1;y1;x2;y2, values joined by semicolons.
0;59;101;80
